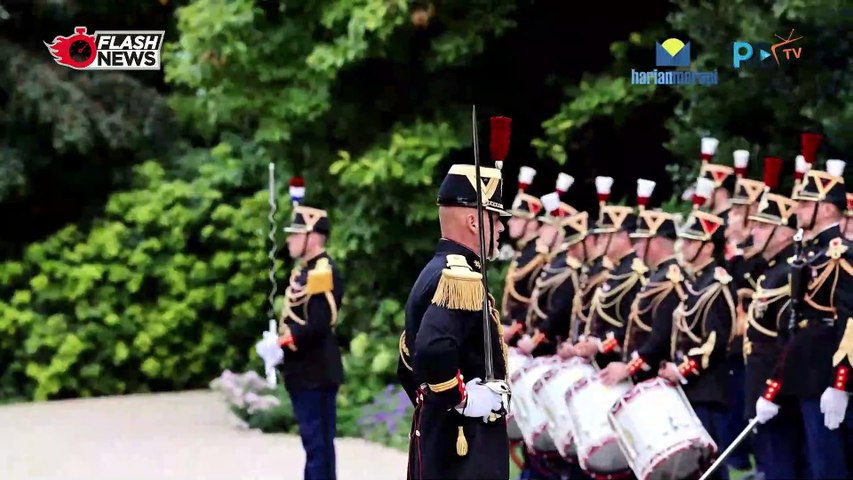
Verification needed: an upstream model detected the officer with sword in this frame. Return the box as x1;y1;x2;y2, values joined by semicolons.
402;110;512;480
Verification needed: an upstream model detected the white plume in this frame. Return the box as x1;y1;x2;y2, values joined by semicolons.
595;176;614;194
733;150;749;169
289;186;305;199
695;177;715;199
636;179;656;198
826;159;846;178
795;155;809;173
518;166;536;184
541;192;561;214
701;137;719;156
556;173;574;192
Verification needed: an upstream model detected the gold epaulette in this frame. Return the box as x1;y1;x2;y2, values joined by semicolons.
714;267;732;285
432;254;484;311
666;264;683;284
603;256;615;271
828;237;848;260
306;258;334;294
566;256;582;270
631;257;649;276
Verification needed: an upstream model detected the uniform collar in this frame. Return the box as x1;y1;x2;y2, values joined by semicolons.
769;243;795;267
517;232;539;250
691;257;715;278
808;223;841;246
436;238;482;272
303;250;328;267
653;256;678;273
608;249;636;268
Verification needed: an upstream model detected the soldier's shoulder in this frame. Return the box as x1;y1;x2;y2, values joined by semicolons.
713;266;733;286
430;254;483;312
826;236;851;261
306;257;335;294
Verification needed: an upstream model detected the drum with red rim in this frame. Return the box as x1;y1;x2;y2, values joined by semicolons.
565;372;632;476
608;378;716;480
532;356;597;459
509;355;560;451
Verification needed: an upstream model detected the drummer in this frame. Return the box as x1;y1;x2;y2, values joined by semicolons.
517;174;579;357
741;171;808;479
573;178;614;346
600;179;684;385
658;177;736;480
574;178;644;367
502;166;549;346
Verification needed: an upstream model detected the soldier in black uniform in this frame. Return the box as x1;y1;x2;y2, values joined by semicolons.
574;197;644;368
757;159;850;479
515;192;589;480
600;179;684;385
255;202;344;480
741;186;807;480
721;154;779;473
401;163;510;480
520;207;589;358
502;167;547;345
659;206;736;480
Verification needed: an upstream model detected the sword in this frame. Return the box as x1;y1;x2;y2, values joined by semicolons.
472;105;495;381
472;106;511;417
698;417;759;480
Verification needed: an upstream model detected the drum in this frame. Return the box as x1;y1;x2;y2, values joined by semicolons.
532;357;597;459
565;373;632;475
506;347;531;441
509;355;560;451
608;378;716;480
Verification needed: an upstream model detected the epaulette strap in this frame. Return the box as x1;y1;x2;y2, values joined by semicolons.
432;254;484;311
827;237;847;259
306;258;334;294
631;257;649;276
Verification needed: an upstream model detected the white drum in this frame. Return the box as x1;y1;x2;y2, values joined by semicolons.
508;355;560;451
608;378;716;480
506;347;532;441
565;373;632;475
532;357;597;459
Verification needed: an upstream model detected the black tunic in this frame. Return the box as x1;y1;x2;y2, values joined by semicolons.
726;244;767;360
526;247;582;356
742;245;793;417
772;225;853;398
575;254;610;335
623;257;685;382
671;261;737;406
501;235;547;338
401;239;509;480
279;252;345;391
585;251;646;367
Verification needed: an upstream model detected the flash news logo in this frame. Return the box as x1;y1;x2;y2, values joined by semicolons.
44;27;164;70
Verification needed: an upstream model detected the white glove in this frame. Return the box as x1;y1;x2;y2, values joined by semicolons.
819;387;849;430
455;377;502;421
517;335;535;354
255;332;283;367
755;397;780;424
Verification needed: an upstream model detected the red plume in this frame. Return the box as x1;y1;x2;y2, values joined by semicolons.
490;117;512;162
800;132;822;165
289;177;304;187
762;157;783;190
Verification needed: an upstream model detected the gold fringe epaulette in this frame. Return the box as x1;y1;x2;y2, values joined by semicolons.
306;258;334;294
432;254;484;311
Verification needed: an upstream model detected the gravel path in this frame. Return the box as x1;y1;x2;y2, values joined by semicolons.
0;390;407;480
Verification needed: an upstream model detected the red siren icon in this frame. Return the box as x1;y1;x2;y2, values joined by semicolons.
44;27;97;70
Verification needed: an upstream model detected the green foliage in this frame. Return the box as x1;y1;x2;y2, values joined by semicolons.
0;144;279;399
538;0;852;190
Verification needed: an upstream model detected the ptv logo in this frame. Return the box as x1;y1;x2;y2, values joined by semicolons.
733;29;803;69
44;27;164;70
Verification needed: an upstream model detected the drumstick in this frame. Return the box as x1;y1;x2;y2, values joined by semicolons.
698;417;760;480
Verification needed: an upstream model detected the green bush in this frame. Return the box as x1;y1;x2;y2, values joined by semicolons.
0;143;280;400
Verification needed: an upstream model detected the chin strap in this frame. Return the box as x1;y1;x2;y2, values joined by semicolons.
804;202;819;231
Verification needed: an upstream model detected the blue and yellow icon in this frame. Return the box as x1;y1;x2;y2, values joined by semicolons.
656;38;691;67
